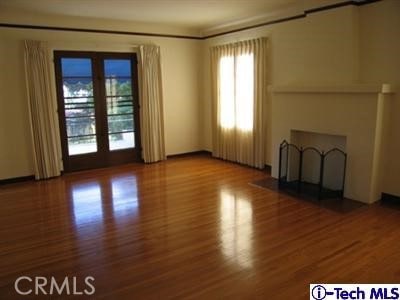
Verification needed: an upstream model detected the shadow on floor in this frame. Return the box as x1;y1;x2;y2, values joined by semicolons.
380;196;400;210
250;177;365;214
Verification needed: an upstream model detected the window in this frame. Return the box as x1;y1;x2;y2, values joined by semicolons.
211;38;267;168
219;52;254;132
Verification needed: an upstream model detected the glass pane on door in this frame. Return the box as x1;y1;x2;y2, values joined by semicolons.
61;58;98;155
104;59;135;151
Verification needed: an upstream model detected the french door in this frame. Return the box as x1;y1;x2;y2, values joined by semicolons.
54;51;141;172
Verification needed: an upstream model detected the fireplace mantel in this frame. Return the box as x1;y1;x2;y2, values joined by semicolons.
268;84;395;94
270;84;393;203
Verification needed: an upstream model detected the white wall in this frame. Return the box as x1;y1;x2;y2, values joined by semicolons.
201;6;360;165
0;15;202;180
0;40;34;179
359;0;400;197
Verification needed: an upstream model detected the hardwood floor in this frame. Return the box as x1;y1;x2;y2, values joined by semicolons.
0;155;399;299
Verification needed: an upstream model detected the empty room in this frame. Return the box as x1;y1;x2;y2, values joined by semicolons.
0;0;399;299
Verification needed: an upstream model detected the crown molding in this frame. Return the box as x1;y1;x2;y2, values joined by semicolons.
0;0;382;40
203;0;382;39
0;22;203;40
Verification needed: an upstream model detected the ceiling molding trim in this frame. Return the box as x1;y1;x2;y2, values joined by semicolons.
204;13;305;39
0;0;382;41
0;22;203;40
203;0;382;39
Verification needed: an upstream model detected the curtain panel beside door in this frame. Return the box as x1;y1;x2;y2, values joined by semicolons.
24;40;61;179
138;45;166;163
210;38;268;169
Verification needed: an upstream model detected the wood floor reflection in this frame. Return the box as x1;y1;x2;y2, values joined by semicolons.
0;154;399;299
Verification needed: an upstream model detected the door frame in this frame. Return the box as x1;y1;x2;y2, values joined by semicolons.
54;51;142;172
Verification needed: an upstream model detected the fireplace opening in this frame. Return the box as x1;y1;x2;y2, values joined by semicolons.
278;132;347;200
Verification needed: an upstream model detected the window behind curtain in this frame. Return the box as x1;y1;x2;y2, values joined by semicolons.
210;37;267;168
218;53;254;132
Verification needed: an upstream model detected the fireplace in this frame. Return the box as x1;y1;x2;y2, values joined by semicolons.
269;84;394;203
278;137;347;200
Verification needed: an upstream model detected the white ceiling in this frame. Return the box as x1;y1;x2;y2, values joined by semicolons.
0;0;314;31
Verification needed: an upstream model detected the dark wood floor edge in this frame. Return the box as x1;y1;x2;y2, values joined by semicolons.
264;164;271;174
381;192;400;203
167;150;212;159
0;154;212;184
0;0;382;41
209;154;270;173
0;175;35;185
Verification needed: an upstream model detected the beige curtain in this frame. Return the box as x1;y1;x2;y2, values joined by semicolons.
24;40;61;179
138;45;166;163
210;38;267;168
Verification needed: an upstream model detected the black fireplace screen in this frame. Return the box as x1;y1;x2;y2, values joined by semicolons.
278;140;347;200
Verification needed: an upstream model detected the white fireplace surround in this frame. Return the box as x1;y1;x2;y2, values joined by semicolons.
269;84;395;203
